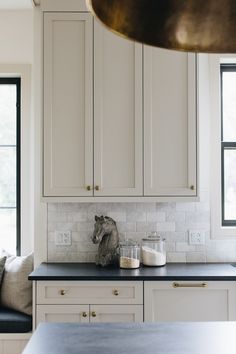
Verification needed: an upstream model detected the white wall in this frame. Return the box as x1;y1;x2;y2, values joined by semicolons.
0;10;33;64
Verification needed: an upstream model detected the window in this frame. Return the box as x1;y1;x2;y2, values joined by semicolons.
0;78;20;255
221;65;236;227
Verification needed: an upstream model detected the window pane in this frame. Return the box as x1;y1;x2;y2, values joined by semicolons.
0;85;17;145
0;147;16;207
224;149;236;220
0;209;16;254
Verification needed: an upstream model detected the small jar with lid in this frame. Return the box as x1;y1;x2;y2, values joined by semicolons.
141;232;166;266
119;240;140;269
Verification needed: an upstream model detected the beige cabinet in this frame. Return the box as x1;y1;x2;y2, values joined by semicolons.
144;48;197;197
43;13;143;198
144;281;236;322
43;13;93;197
35;281;143;326
42;8;198;200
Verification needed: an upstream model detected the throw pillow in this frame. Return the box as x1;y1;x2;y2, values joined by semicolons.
0;256;6;288
0;253;33;315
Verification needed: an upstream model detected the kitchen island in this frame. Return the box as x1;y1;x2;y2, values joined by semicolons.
23;322;235;354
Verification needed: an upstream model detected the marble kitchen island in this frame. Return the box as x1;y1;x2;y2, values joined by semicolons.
23;322;235;354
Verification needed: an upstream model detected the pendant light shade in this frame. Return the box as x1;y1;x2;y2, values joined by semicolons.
87;0;236;53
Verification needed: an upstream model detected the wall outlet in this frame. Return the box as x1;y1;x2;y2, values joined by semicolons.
55;231;72;246
188;230;205;245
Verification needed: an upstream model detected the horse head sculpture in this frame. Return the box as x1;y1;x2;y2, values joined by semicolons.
92;215;119;267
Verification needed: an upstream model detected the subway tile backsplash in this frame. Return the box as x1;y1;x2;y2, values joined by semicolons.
47;192;236;263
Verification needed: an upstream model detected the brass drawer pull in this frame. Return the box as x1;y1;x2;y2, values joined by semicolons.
60;289;66;296
86;186;92;191
173;282;207;288
190;185;195;190
91;311;97;317
113;289;119;296
95;185;100;191
82;312;88;318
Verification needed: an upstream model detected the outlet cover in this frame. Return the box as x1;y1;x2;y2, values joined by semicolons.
188;230;205;245
55;231;72;246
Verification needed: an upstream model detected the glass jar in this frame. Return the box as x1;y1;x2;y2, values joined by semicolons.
119;240;140;269
141;232;166;266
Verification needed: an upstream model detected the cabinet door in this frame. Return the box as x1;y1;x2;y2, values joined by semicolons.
36;305;89;326
90;305;143;323
94;20;143;196
144;48;197;196
144;281;236;322
43;13;93;196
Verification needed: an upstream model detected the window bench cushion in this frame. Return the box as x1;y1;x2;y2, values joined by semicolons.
0;306;32;333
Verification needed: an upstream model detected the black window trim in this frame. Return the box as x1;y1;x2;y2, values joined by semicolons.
0;78;21;255
220;64;236;227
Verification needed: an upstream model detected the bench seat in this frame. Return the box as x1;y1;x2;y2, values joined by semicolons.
0;307;32;333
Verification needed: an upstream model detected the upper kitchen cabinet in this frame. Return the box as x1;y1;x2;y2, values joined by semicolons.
43;13;143;198
144;47;198;197
43;13;93;196
93;20;143;196
42;4;198;200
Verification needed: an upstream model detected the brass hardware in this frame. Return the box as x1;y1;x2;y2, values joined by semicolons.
173;282;207;288
95;186;99;191
91;311;97;317
82;312;88;318
86;186;91;191
190;185;195;190
113;289;119;296
87;0;236;53
60;290;66;296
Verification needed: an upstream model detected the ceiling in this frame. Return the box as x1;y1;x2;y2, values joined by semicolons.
0;0;34;9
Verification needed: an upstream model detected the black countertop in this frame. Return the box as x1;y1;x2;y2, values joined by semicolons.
23;322;236;354
29;262;236;281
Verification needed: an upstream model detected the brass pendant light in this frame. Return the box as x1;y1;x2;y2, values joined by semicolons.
87;0;236;53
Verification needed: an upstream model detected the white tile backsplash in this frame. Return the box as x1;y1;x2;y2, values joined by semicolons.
46;195;236;263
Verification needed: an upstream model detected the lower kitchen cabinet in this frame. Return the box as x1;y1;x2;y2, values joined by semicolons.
34;279;236;326
144;281;236;322
35;281;143;326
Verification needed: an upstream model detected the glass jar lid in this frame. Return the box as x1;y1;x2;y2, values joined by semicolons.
119;239;140;248
142;232;164;242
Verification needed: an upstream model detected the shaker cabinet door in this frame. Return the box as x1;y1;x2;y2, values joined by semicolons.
94;19;143;196
144;48;197;197
90;305;143;323
43;13;93;196
144;281;236;322
36;305;90;326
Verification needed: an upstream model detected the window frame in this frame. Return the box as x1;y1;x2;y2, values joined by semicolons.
0;77;21;255
220;64;236;227
210;55;236;239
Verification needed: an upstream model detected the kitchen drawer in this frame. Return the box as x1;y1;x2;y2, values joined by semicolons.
37;281;143;305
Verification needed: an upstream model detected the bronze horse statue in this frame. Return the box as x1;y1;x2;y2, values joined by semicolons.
92;215;119;267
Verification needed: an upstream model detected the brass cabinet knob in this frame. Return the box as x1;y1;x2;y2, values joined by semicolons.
60;290;66;296
82;312;88;318
190;185;195;190
86;185;91;191
95;185;99;191
113;289;119;296
91;311;97;317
